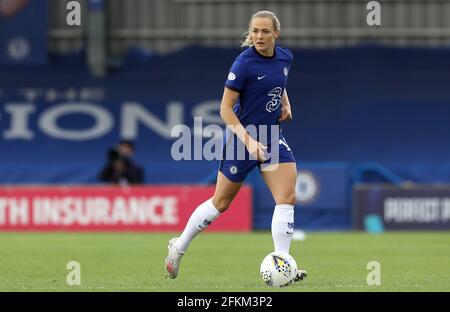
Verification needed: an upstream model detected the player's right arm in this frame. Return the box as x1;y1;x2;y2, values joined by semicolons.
220;87;267;162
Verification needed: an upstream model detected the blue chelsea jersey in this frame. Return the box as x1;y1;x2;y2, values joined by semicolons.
224;45;293;143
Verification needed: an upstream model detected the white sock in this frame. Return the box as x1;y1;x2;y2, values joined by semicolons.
175;198;221;254
271;204;294;254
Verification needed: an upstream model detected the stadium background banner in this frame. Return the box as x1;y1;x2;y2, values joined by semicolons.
353;185;450;230
0;185;252;232
0;0;47;65
1;46;449;184
1;46;449;230
250;163;351;230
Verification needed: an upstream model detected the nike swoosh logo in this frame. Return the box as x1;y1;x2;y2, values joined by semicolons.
257;75;266;80
286;231;294;235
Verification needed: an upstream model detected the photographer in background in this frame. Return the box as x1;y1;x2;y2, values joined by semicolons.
98;140;145;185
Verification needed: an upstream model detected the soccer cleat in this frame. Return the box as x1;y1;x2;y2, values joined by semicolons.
292;269;307;283
165;237;184;279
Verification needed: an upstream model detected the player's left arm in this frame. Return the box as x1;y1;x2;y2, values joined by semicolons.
278;89;293;122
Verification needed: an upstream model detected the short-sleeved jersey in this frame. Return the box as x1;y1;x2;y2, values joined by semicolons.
225;45;293;144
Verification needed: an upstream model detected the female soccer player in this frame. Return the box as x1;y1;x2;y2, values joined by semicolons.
166;11;306;283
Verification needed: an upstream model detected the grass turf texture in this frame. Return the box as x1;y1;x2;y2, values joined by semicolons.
0;232;449;292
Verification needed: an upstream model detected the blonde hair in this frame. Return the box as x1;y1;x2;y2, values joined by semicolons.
241;11;281;47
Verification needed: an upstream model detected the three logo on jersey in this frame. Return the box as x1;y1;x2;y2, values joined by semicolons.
228;67;288;113
266;87;282;112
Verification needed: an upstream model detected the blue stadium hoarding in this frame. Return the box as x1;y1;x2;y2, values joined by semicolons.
0;0;47;65
1;45;450;184
1;45;450;230
353;184;450;230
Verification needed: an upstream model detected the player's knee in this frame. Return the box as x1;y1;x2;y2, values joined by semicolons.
274;193;296;206
212;197;232;213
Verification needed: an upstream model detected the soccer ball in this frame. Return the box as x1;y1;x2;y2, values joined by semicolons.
260;252;298;287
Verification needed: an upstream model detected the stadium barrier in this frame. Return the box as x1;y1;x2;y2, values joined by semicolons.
0;185;252;232
353;184;450;230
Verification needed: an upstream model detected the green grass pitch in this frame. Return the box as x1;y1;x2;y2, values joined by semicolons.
0;232;449;292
